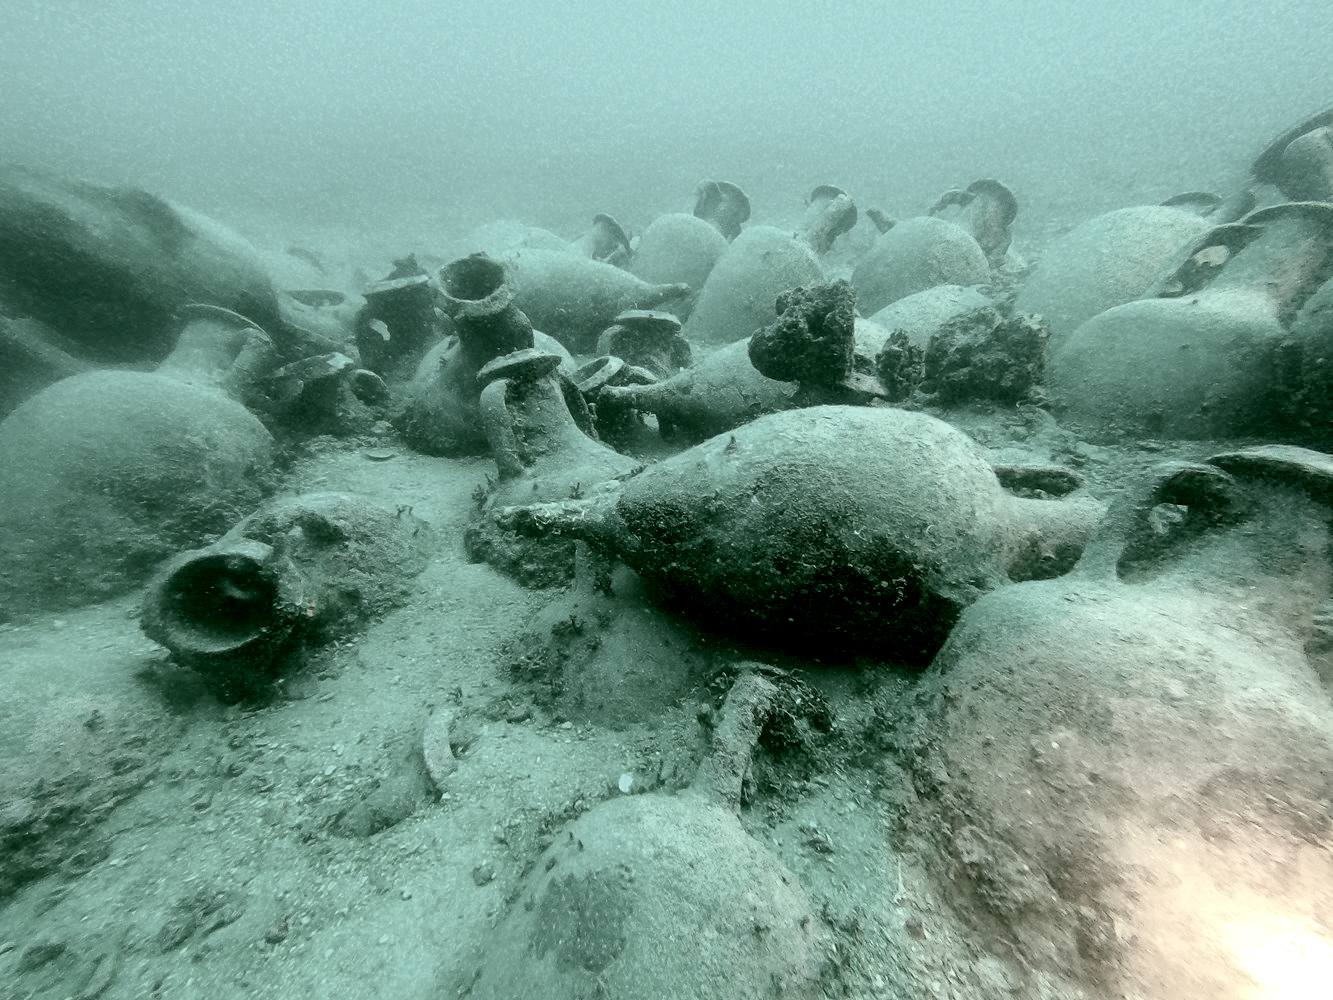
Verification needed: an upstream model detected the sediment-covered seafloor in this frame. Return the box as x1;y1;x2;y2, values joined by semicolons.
2;98;1333;1000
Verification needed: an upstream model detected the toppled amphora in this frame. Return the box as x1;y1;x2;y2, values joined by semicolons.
908;447;1333;997
0;306;280;619
1251;104;1333;202
503;248;690;353
465;348;641;586
597;279;886;442
142;492;431;697
1014;203;1212;351
1053;201;1333;439
0;164;283;363
499;405;1104;662
456;667;835;1000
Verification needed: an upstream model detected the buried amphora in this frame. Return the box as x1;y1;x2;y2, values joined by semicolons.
906;446;1333;998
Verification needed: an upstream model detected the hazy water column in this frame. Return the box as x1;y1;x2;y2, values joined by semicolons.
1;0;1330;238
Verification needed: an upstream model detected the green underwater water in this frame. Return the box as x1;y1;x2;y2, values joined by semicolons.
2;3;1332;999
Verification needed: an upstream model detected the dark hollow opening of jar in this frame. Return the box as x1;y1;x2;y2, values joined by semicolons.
442;256;505;303
159;554;279;653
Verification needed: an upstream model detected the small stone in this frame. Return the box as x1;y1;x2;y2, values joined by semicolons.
17;940;65;972
399;889;412;901
363;448;397;462
471;863;495;887
799;823;834;854
78;946;119;998
505;704;532;724
263;918;289;944
617;772;635;795
422;708;457;792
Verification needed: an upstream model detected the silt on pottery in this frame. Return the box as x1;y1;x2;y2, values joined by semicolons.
692;179;751;240
464;348;641;586
0;164;283;363
0;307;281;619
600;280;887;442
1013;204;1211;352
569;354;660;449
926;178;1018;267
627;212;729;319
905;448;1333;998
153;299;386;438
1051;201;1333;441
595;308;693;380
353;260;441;377
498;404;1105;662
263;348;390;436
503;247;690;353
1281;272;1333;444
568;213;632;264
850;213;991;318
0;312;90;417
681;224;825;347
1250;104;1333;202
597;336;801;442
456;667;835;1000
799;184;859;255
864;283;995;352
683;192;863;348
1160;190;1225;215
449;219;571;259
393;254;571;456
142;492;432;698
